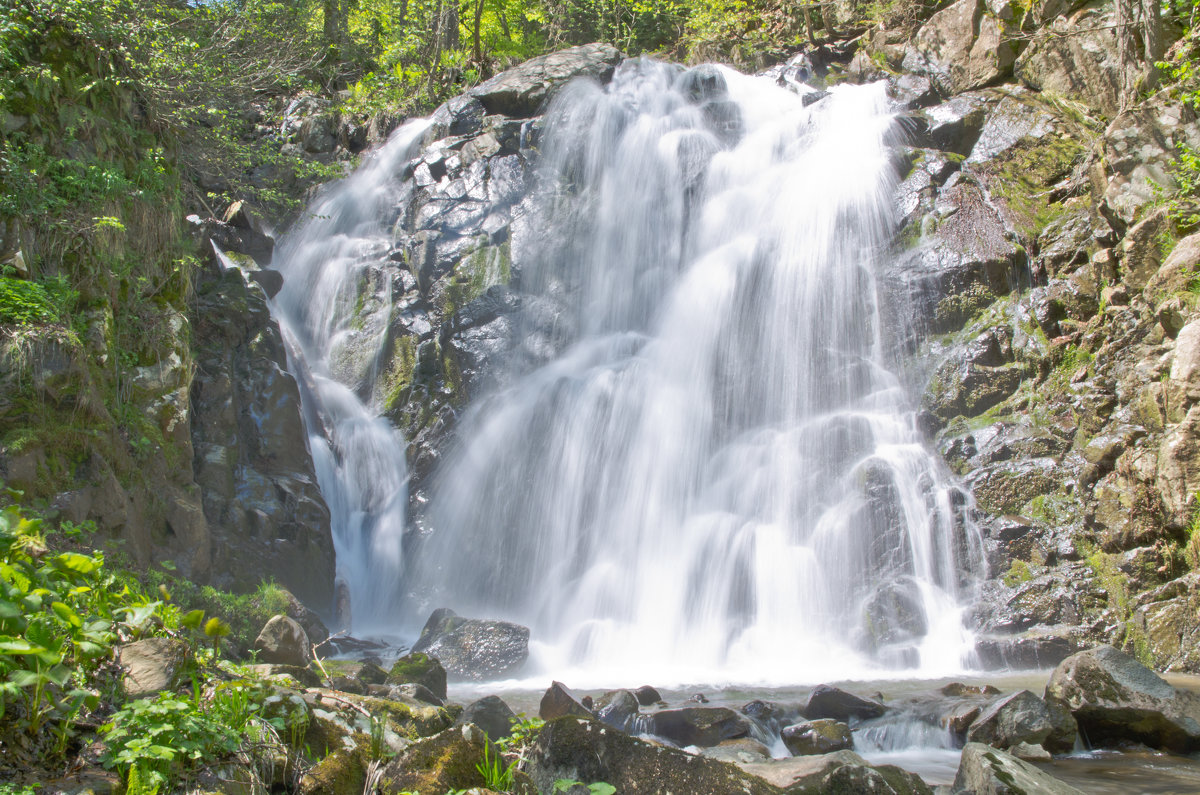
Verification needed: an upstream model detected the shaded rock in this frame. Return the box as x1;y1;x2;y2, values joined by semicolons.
634;685;663;706
954;742;1083;794
253;615;312;667
244;663;323;689
411;608;530;681
457;695;518;741
386;652;448;700
118;638;190;698
391;681;445;706
381;724;531;794
594;689;640;731
297;748;367;795
805;685;887;722
782;719;853;755
965;689;1077;753
1044;644;1200;751
647;706;751;747
1145;232;1200;300
525;716;782;795
698;736;773;765
539;681;594;721
975;631;1090;670
470;43;622;117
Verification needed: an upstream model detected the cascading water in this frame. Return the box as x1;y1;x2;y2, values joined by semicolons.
271;119;430;635
406;60;985;684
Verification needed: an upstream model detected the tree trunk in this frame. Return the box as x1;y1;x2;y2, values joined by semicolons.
473;0;485;62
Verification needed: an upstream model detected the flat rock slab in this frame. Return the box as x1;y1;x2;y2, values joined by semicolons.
470;43;622;117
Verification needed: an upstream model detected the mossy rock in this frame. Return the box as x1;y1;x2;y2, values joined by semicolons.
298;747;368;795
386;652;448;699
379;725;533;794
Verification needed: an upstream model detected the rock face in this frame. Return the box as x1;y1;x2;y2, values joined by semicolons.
254;615;313;667
118;638;190;698
1044;645;1200;751
411;608;530;681
953;743;1084;794
902;0;1017;95
190;257;335;610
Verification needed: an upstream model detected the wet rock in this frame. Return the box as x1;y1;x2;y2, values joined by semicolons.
470;43;622;117
1131;573;1200;672
411;608;530;681
594;689;640;731
634;685;663;705
965;689;1077;753
782;719;854;755
539;681;595;721
679;64;728;102
1045;645;1200;751
1145;232;1200;301
118;638;190;698
903;0;1017;95
386;652;448;700
941;683;1003;698
646;706;751;747
525;716;781;795
457;695;518;741
953;742;1084;794
805;685;887;722
912;94;990;155
254;615;312;667
1102;94;1200;224
975;631;1090;669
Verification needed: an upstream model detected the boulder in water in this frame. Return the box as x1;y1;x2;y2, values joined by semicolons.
386;652;448;700
540;681;595;721
411;607;530;681
965;689;1077;753
253;615;312;667
781;718;853;755
646;706;751;747
954;742;1084;794
1044;645;1200;752
634;685;663;705
678;64;728;103
594;689;640;731
804;684;887;722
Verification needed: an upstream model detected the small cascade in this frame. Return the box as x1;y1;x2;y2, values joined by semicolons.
406;60;985;684
271;119;430;634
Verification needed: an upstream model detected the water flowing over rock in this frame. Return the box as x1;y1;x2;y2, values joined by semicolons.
410;608;530;681
404;57;983;682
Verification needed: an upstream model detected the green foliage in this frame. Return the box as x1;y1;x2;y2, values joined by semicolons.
495;713;545;752
476;741;517;791
555;781;617;795
0;277;71;327
1001;559;1033;587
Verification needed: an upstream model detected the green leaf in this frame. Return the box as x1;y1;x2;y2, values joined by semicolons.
52;552;100;576
180;609;205;630
51;601;82;627
203;617;231;638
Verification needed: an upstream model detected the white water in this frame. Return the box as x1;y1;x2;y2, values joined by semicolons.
271;119;430;634
402;61;986;685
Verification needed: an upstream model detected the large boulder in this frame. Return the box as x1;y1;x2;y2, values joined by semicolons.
902;0;1018;95
469;42;623;117
253;615;312;667
965;689;1077;753
539;681;595;721
386;652;448;700
381;724;533;794
645;707;752;747
525;717;783;795
411;608;530;681
804;685;887;722
953;743;1084;794
742;750;932;794
118;638;190;698
782;719;854;755
1044;645;1200;751
457;695;518;741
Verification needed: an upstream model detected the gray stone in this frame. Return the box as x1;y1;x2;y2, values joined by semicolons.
411;607;530;681
254;615;313;667
953;743;1085;794
119;638;190;698
646;706;752;747
902;0;1017;95
805;685;887;721
470;43;622;117
456;695;517;741
782;719;854;755
965;689;1077;752
539;681;594;721
1044;644;1200;751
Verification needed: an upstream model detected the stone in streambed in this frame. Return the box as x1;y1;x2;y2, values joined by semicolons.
646;706;751;747
457;694;518;742
386;652;448;700
965;689;1077;753
411;607;530;681
539;680;595;721
1044;644;1200;752
782;719;853;755
953;742;1084;794
804;684;887;721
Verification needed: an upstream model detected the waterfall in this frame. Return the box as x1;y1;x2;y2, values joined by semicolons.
271;119;430;635
408;60;985;684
